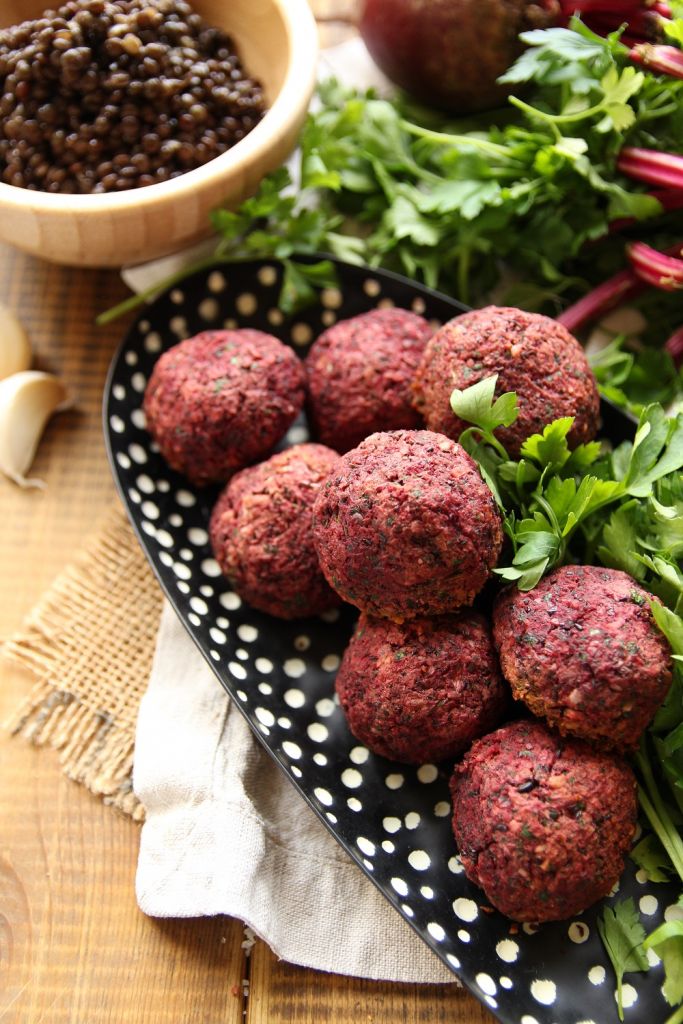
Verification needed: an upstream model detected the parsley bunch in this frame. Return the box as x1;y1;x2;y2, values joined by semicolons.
453;375;683;1020
100;19;683;409
450;374;683;587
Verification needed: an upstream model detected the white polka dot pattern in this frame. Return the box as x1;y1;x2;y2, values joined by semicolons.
104;258;673;1024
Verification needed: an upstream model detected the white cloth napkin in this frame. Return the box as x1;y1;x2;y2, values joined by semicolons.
132;37;454;983
135;605;453;982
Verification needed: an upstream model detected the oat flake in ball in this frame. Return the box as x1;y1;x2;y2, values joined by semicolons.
209;443;341;619
493;564;673;750
312;429;504;620
336;611;507;764
450;719;638;922
413;306;600;456
305;308;433;453
143;328;306;487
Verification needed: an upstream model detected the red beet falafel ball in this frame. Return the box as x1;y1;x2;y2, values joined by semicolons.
450;719;637;922
209;443;340;619
305;308;433;452
312;429;503;620
493;565;672;750
336;612;507;763
144;329;306;486
413;306;600;456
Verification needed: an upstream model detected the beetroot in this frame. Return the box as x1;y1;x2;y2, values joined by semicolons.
359;0;559;113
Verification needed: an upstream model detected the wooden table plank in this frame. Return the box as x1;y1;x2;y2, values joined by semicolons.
0;708;248;1024
247;946;493;1024
0;244;249;1024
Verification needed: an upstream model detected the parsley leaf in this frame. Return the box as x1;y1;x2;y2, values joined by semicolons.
450;375;518;435
597;501;645;579
644;920;683;1007
598;899;649;1021
623;408;683;498
631;833;675;883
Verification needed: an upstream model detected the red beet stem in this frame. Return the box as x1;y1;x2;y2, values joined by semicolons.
650;1;672;16
560;0;643;11
665;326;683;367
590;8;662;34
650;188;683;208
630;43;683;76
627;240;683;289
556;269;644;332
609;188;683;231
618;147;683;189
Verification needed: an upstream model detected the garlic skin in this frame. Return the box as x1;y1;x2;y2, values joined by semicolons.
0;303;32;381
0;371;69;489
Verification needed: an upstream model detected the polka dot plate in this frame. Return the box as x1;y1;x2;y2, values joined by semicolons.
104;257;678;1024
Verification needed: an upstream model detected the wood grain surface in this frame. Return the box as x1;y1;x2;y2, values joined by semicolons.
0;4;495;1021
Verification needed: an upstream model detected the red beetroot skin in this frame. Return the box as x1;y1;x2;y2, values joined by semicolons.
413;307;600;457
359;0;558;114
336;612;507;763
312;429;504;620
450;719;637;922
305;308;433;453
143;329;306;486
209;444;341;619
493;565;672;750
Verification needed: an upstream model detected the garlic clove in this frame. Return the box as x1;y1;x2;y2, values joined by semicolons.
0;370;69;489
0;303;32;381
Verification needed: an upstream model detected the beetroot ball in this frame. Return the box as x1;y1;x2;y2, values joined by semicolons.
450;719;637;922
305;308;433;452
336;612;507;763
493;565;672;750
312;429;503;620
209;444;340;619
413;306;600;456
143;329;306;486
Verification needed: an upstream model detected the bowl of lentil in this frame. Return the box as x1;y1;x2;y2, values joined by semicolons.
0;0;318;267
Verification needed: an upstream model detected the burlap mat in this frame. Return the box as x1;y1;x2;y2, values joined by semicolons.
3;503;162;821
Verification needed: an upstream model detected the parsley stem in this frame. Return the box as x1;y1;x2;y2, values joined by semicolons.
95;251;228;325
510;91;625;131
96;249;318;326
507;97;563;140
616;973;625;1023
635;744;683;882
398;120;514;160
457;247;471;306
665;1004;683;1024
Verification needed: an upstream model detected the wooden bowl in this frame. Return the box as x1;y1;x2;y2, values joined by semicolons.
0;0;318;267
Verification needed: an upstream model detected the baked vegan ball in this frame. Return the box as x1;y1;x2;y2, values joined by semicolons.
493;565;672;750
413;306;600;456
336;612;507;763
312;429;504;620
143;329;306;486
305;308;432;452
450;719;638;922
209;444;341;619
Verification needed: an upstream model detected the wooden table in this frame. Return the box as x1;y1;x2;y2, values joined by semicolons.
0;23;496;1021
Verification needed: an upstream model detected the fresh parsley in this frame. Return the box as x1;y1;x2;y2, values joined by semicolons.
99;16;683;415
452;373;683;1015
598;899;649;1021
645;920;683;1009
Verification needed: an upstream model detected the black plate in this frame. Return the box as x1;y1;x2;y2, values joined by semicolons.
104;257;677;1024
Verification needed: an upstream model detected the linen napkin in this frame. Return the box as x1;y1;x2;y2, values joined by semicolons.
132;37;455;983
135;605;453;982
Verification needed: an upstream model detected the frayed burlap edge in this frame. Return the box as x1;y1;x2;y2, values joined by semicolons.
3;503;163;821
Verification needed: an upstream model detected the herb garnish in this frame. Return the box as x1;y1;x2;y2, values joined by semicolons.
598;899;649;1021
453;374;683;1015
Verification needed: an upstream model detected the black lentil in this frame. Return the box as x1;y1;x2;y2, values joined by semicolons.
0;0;266;194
